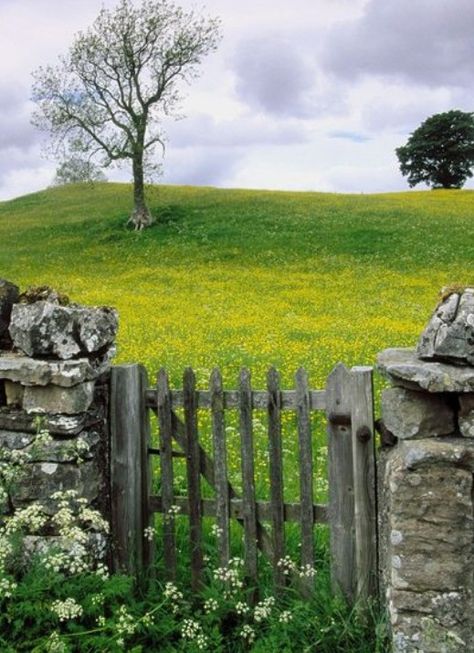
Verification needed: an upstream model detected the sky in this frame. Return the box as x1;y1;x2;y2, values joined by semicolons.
0;0;473;200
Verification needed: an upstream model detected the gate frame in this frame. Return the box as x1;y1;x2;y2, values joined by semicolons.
109;363;377;603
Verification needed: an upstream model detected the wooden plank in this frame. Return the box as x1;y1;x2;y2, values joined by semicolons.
295;368;315;596
210;368;230;567
350;366;378;602
239;368;258;589
326;363;355;603
146;389;326;411
267;366;286;589
183;367;203;592
139;366;155;575
150;495;329;523
110;364;149;576
157;368;177;580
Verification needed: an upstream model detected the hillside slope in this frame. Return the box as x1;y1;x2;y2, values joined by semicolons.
0;183;472;385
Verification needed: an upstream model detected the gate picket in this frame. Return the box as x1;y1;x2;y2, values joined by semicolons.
239;368;258;592
210;368;230;567
157;368;177;580
295;368;315;597
183;367;203;591
267;367;286;590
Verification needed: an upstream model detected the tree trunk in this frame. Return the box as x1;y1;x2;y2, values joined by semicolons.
129;151;153;231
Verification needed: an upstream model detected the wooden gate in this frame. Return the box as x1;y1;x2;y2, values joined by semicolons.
109;363;377;604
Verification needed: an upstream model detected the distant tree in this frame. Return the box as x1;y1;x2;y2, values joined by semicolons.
32;0;221;230
396;110;474;189
52;157;107;186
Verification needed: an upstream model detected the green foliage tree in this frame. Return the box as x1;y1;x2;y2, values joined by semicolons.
32;0;221;230
396;110;474;189
52;157;108;185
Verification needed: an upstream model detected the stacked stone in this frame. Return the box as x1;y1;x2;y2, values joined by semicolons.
0;280;117;534
377;288;474;653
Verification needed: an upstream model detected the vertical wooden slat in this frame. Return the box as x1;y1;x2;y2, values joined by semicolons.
326;363;355;603
139;366;155;575
267;366;285;589
157;368;176;580
210;368;230;567
239;368;258;594
183;367;203;591
295;368;314;596
110;364;149;576
350;366;377;601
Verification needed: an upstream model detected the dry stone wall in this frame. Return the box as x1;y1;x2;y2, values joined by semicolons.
0;280;117;558
377;288;474;653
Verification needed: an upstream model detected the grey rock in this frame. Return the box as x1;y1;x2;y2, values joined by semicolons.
78;307;118;354
4;380;24;406
22;381;95;415
0;352;110;387
0;429;99;461
22;532;108;562
417;288;474;365
10;460;99;513
0;406;104;436
9;301;118;360
0;429;35;449
0;279;19;349
459;394;474;438
382;387;454;439
377;348;474;393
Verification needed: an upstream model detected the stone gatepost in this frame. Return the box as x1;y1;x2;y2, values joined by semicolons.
0;280;117;561
377;288;474;653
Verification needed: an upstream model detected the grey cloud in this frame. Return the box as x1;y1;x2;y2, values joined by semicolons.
166;113;309;148
323;0;474;88
232;37;318;118
0;83;40;150
162;148;242;187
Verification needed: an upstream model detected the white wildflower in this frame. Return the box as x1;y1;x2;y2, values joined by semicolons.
240;624;256;644
51;597;83;622
203;597;218;613
279;610;293;624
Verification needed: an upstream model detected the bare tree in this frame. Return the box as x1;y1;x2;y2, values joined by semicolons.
32;0;221;230
52;157;107;186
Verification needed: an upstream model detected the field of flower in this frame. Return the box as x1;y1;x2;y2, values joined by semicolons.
2;183;471;385
1;182;472;651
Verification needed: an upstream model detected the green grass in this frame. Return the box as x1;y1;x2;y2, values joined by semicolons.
1;181;472;651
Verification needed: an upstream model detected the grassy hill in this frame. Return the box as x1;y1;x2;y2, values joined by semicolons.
0;182;472;390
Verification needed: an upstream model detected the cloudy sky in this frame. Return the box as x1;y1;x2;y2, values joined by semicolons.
0;0;473;200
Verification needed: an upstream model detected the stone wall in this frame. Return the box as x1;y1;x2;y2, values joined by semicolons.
377;288;474;653
0;280;117;558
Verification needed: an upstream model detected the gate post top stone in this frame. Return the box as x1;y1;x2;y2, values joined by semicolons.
376;288;474;653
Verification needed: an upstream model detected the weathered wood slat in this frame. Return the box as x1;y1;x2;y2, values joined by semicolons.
167;411;278;562
210;368;230;567
157;368;177;580
149;495;328;523
350;366;377;602
110;365;150;576
140;366;155;574
296;368;315;596
146;389;326;411
267;367;286;589
239;368;258;589
326;363;355;602
183;367;203;592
